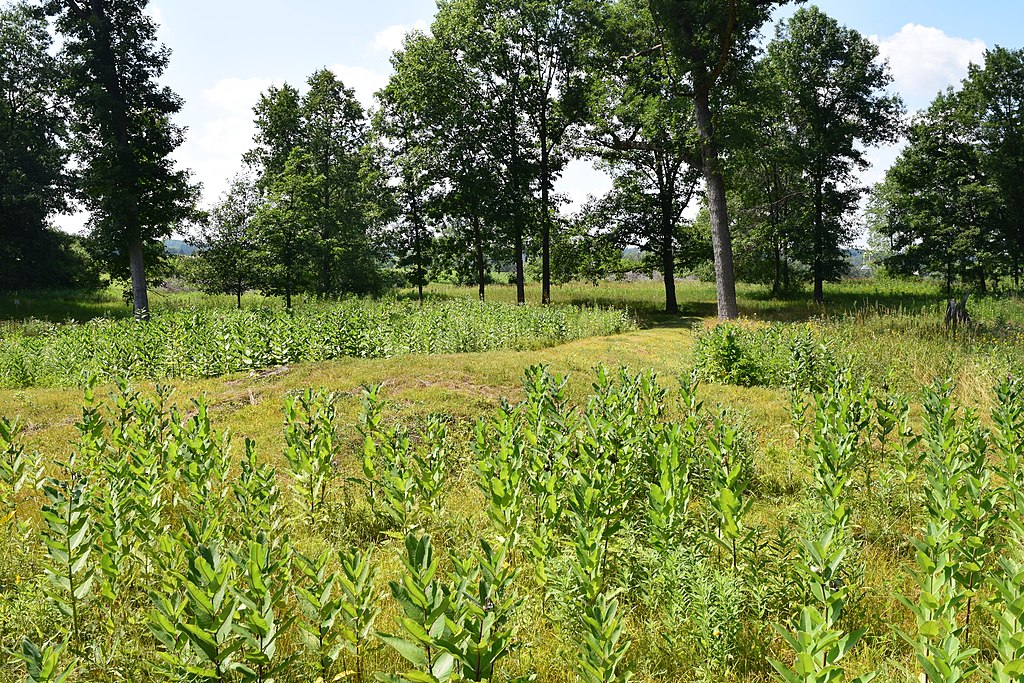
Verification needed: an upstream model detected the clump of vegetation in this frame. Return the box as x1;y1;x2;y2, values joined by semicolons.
692;322;843;391
0;299;635;388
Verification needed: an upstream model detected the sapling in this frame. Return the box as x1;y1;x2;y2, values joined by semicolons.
40;469;96;647
283;388;339;521
294;550;347;680
577;592;633;683
377;533;455;683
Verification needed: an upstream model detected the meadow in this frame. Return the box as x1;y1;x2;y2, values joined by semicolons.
2;279;1024;683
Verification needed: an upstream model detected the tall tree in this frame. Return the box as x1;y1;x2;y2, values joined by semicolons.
876;90;999;291
0;2;83;291
729;58;807;295
587;0;700;313
968;46;1024;286
251;149;318;308
766;6;902;303
439;0;537;304
248;73;384;300
647;0;798;318
517;0;595;304
44;0;198;319
380;14;510;302
301;70;377;296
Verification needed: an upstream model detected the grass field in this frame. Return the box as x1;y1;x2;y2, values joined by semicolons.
2;279;1023;682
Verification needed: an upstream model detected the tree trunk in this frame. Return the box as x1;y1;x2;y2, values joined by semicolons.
813;179;824;305
658;167;679;314
236;288;242;309
90;2;149;319
514;227;525;305
783;251;791;291
693;87;738;319
509;109;526;305
128;240;150;321
540;107;552;305
772;239;782;297
412;195;424;308
473;213;486;301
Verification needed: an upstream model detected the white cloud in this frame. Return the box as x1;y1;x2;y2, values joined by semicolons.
330;64;389;109
871;24;986;109
373;21;430;53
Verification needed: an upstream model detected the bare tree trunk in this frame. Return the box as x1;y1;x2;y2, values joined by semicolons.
236;288;242;309
540;108;552;305
473;214;486;301
658;169;679;314
813;181;824;305
412;195;424;308
128;240;150;321
772;239;782;297
514;227;525;305
694;88;738;319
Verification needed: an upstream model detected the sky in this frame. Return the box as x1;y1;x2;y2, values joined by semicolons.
48;1;1024;234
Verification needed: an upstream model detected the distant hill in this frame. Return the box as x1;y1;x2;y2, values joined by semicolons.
164;239;196;256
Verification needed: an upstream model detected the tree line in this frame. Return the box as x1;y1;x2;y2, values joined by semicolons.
5;0;1016;317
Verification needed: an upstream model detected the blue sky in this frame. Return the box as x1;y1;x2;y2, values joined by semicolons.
48;1;1024;232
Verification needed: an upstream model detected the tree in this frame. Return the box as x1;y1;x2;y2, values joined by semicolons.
301;70;379;296
516;0;596;305
587;0;700;313
251;150;318;308
876;90;999;291
247;72;384;301
378;17;507;302
766;6;902;303
188;174;259;308
0;3;97;291
44;0;198;319
968;46;1024;286
728;58;807;295
437;0;538;304
647;0;798;318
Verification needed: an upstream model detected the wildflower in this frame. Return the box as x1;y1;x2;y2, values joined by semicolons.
712;627;721;638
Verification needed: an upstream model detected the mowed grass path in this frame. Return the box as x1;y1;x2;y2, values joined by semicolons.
0;319;794;487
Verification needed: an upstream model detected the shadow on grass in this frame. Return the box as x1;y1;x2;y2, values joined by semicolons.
0;291;130;323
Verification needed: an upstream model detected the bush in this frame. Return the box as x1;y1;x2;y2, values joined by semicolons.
692;322;843;391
